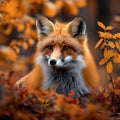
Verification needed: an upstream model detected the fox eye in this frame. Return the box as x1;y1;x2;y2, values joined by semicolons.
47;45;53;50
63;46;70;51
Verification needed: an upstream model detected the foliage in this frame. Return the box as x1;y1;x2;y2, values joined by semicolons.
1;70;120;120
0;0;120;119
0;0;87;71
95;21;120;74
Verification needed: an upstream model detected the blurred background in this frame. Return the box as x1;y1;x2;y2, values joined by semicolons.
0;0;120;80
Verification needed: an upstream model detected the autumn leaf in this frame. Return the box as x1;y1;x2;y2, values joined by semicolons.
28;38;35;46
100;42;105;49
113;55;120;64
95;39;103;49
13;46;20;54
105;26;114;31
103;49;117;58
22;42;28;50
99;57;109;65
14;20;25;32
97;21;105;30
10;40;18;47
113;33;120;39
98;31;105;38
0;46;17;60
106;61;113;74
104;32;113;39
105;41;115;48
115;41;120;51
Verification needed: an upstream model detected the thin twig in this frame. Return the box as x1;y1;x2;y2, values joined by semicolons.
109;73;115;89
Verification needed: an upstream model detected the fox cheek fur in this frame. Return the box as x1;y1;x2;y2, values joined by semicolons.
16;15;100;98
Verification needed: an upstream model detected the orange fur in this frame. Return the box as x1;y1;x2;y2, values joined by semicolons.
16;16;100;94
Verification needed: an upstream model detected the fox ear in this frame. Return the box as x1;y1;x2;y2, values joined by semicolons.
36;15;55;36
67;17;86;37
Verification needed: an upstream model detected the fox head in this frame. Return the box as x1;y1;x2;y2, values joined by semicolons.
36;15;87;69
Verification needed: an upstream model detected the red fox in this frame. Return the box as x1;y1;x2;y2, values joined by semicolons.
16;15;100;98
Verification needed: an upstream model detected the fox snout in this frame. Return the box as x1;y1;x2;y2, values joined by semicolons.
48;56;73;67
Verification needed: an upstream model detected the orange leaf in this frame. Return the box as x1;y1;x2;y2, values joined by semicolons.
103;49;116;58
10;40;18;47
106;61;113;74
100;42;105;49
99;57;109;65
113;55;120;64
105;26;114;31
28;38;35;46
115;41;120;51
98;31;105;38
22;42;28;50
13;46;20;54
0;46;17;60
105;32;113;39
97;21;105;30
113;33;120;39
106;41;115;48
95;39;103;49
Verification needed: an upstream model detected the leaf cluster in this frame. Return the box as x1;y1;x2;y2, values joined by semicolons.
95;21;120;74
2;71;120;120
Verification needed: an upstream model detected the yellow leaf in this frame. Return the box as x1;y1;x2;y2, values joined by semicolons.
106;61;113;74
95;39;103;49
97;21;105;30
105;26;114;31
99;57;109;65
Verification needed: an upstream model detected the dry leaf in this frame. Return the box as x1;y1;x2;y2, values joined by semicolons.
95;39;103;49
42;2;57;17
22;42;28;50
115;41;120;51
103;49;116;58
100;42;105;49
0;46;17;60
98;31;105;38
105;26;114;31
99;57;109;65
106;61;113;74
106;41;115;48
75;0;87;7
97;21;105;30
113;55;120;64
113;33;120;39
105;32;113;39
63;1;78;16
28;38;35;46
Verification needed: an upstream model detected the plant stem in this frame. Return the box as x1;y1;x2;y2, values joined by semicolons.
109;74;115;89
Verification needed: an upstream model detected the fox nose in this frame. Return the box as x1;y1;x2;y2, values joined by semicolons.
49;59;56;65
